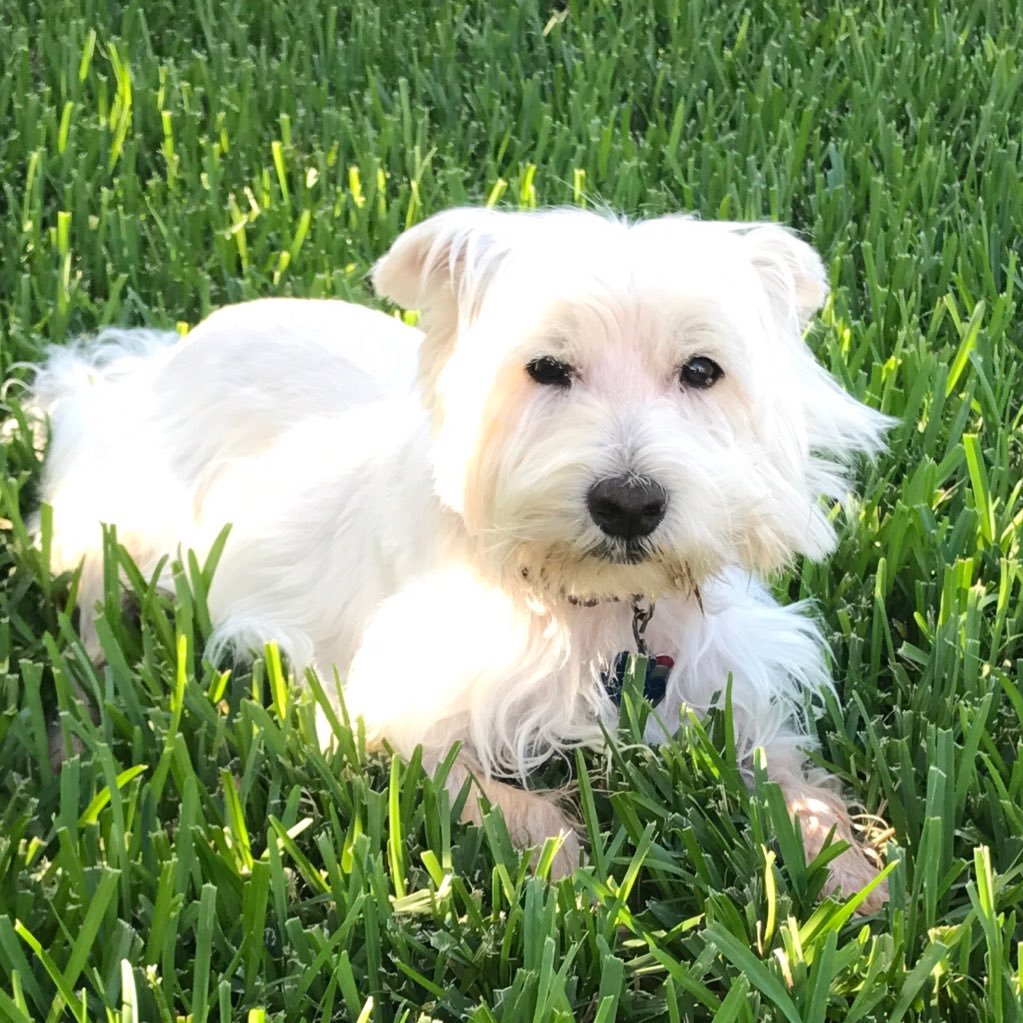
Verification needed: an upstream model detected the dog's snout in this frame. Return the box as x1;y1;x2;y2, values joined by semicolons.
586;476;667;540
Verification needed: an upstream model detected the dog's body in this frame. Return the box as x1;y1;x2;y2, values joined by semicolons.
30;208;891;906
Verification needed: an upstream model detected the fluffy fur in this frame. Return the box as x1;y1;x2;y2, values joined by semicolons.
28;207;892;907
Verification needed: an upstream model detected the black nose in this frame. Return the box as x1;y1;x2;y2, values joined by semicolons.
586;476;667;540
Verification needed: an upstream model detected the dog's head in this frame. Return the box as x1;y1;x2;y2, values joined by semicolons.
373;207;890;600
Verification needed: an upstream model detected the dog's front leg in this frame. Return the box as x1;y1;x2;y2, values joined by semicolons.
650;573;888;909
342;566;583;877
426;749;580;878
758;738;886;911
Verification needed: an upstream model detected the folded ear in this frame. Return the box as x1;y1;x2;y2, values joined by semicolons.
733;222;830;330
372;207;512;321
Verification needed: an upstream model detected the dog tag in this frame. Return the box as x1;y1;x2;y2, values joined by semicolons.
602;652;674;707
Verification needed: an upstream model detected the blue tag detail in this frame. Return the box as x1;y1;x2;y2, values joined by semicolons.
602;652;673;707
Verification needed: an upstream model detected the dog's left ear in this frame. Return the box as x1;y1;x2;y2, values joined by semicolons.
740;223;829;331
738;223;894;522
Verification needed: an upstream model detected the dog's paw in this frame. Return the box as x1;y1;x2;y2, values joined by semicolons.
820;840;888;914
497;787;581;877
535;816;581;881
449;759;581;879
787;789;889;913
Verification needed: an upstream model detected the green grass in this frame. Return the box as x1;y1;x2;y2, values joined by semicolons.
1;0;1022;1018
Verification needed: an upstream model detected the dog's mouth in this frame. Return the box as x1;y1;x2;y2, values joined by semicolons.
588;538;654;565
515;537;699;606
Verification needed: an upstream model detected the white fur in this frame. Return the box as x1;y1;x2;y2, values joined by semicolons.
26;208;893;904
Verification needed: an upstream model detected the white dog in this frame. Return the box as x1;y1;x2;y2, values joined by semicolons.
30;207;891;906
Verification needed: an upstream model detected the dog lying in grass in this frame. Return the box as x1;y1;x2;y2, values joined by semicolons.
29;207;891;908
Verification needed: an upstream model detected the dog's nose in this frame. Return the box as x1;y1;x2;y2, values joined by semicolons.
586;476;667;540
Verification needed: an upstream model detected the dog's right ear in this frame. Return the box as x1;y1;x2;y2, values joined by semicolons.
372;207;512;323
373;208;516;415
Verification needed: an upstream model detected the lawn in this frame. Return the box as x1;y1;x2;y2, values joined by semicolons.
1;0;1022;1019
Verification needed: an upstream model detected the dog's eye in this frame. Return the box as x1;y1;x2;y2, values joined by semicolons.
526;356;574;388
679;356;723;390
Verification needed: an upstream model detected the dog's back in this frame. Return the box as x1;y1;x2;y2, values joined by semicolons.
29;298;423;650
